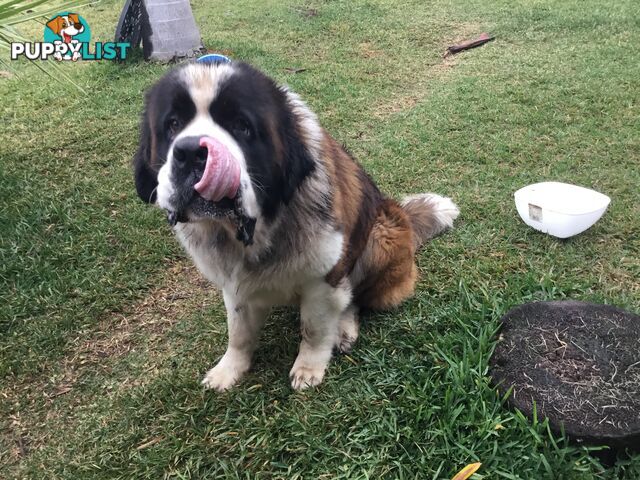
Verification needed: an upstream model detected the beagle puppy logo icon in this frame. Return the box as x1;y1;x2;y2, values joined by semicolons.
10;11;129;62
44;13;90;61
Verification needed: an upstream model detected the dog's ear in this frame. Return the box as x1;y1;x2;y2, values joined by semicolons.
68;13;80;25
46;16;64;35
281;127;315;205
272;85;317;205
133;108;158;204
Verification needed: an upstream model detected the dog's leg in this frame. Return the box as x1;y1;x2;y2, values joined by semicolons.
290;280;351;390
337;304;359;354
202;291;268;391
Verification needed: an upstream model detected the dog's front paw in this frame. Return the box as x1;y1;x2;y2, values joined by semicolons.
290;363;326;390
201;359;246;391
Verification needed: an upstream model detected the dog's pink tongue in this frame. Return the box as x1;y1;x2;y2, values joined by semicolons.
194;136;241;202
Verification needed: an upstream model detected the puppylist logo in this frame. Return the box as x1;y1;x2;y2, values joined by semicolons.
11;12;129;61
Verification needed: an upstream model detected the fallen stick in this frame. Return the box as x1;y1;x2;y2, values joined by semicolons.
445;32;495;57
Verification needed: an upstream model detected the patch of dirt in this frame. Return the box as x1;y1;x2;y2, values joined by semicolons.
371;56;459;118
0;261;217;465
491;301;640;449
290;6;319;18
444;22;490;52
372;23;485;119
61;262;215;384
359;42;383;59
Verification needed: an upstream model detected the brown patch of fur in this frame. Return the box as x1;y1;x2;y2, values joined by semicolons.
266;113;284;166
318;133;420;307
322;133;384;286
354;199;418;310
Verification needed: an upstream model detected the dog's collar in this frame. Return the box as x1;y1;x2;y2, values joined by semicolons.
196;53;231;65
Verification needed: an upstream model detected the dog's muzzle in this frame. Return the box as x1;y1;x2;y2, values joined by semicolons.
164;136;256;245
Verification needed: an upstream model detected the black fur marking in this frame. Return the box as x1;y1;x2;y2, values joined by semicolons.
132;71;196;205
236;216;256;246
133;104;156;203
210;62;316;221
166;210;188;226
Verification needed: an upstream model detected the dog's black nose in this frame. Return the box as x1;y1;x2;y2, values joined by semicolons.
173;136;208;167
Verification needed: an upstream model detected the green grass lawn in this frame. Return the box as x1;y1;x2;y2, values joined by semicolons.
1;0;639;478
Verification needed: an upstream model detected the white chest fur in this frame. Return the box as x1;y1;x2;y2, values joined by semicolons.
174;220;344;305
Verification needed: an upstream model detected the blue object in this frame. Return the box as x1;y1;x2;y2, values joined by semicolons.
196;53;231;65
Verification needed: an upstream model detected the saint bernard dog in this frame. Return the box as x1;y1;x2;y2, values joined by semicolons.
133;59;459;391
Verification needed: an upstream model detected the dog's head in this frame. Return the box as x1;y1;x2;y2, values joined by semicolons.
46;14;84;41
133;61;319;240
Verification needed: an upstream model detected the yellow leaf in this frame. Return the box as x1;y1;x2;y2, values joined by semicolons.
495;423;505;430
451;462;482;480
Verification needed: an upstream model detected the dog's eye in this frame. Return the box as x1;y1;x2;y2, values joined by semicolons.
167;118;181;136
231;118;252;138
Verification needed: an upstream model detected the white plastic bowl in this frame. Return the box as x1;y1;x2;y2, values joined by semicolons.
514;182;611;238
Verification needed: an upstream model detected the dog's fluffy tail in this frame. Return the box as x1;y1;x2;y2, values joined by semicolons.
401;193;460;248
